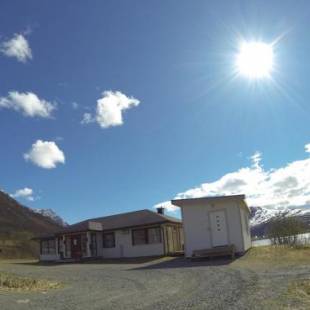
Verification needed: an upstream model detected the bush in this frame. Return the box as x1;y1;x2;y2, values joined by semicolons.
267;215;307;246
0;272;61;291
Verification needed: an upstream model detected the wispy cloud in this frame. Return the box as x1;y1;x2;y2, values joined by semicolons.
81;112;93;125
72;102;79;110
11;187;34;201
0;34;32;63
0;91;56;118
24;140;65;169
155;144;310;212
82;90;140;128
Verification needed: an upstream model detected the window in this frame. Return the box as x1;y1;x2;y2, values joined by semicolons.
103;232;115;248
148;227;161;244
41;239;56;255
132;227;162;245
132;229;147;245
81;234;88;256
91;233;97;256
65;236;71;257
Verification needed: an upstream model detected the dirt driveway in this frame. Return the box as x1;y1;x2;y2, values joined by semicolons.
0;248;309;310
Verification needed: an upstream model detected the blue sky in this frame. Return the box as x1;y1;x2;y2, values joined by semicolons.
1;1;310;224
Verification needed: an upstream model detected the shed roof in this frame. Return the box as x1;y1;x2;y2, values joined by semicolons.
171;194;249;211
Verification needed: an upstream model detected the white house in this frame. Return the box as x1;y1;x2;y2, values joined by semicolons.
37;209;183;261
171;195;251;258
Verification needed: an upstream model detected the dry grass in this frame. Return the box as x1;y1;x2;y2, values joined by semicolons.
286;279;310;307
0;272;62;292
232;246;310;270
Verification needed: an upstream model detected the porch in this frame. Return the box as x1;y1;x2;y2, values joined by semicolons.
40;221;103;261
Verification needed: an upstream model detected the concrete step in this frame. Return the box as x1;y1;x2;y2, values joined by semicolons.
192;245;235;260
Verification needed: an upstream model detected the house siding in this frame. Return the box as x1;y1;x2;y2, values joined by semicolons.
97;227;165;258
239;204;252;251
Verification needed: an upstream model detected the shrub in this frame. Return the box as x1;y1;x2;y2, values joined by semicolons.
0;272;61;291
266;215;307;246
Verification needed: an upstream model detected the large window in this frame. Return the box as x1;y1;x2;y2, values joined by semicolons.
41;239;56;255
103;232;115;248
132;227;161;246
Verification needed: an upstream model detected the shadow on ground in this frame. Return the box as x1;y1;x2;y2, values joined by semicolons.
11;256;165;267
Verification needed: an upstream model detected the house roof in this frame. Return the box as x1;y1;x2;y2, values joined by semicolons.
55;209;181;235
171;194;249;211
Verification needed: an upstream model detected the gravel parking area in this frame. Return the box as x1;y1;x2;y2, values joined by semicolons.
0;255;309;310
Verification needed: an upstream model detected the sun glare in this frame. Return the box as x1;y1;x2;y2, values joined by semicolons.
236;41;274;79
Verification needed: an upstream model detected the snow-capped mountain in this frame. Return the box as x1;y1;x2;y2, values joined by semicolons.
250;206;310;237
250;206;310;226
31;208;68;227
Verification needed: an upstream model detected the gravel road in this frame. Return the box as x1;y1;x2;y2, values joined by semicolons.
0;257;307;310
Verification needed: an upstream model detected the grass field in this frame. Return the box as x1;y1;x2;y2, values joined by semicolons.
233;245;310;268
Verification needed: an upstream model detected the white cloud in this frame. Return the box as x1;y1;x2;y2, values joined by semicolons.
0;34;32;63
305;143;310;154
82;90;140;128
81;112;94;125
157;144;310;212
0;91;56;118
12;187;34;201
24;140;65;169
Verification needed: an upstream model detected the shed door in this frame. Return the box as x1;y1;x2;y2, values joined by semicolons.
210;210;228;247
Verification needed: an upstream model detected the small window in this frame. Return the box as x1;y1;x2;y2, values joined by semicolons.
148;227;161;244
41;239;56;255
132;229;147;245
103;232;115;248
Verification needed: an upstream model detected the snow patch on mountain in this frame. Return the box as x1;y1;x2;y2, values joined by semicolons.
31;208;67;227
250;206;310;226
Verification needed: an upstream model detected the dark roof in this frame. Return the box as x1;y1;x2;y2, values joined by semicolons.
55;209;181;235
172;195;247;207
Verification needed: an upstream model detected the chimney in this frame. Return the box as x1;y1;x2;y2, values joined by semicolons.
156;207;165;215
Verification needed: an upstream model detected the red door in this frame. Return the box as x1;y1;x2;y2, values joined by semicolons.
71;235;82;258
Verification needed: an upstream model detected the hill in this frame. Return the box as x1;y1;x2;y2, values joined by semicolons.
0;190;65;258
250;206;310;238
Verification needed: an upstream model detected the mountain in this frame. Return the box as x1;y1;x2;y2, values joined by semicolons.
0;190;65;258
32;208;68;227
250;206;310;238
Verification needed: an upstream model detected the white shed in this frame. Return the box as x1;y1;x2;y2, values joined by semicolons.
171;195;251;258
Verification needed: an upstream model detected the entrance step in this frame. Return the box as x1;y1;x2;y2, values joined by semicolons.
192;245;235;260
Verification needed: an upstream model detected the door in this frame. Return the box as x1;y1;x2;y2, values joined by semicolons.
71;235;82;258
90;233;97;257
166;226;182;253
210;210;228;247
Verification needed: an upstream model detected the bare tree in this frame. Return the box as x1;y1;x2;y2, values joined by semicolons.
267;215;307;246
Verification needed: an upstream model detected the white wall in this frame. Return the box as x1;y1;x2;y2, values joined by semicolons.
182;201;249;257
97;228;164;258
239;205;252;251
39;253;59;261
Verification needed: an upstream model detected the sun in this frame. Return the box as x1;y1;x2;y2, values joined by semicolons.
236;41;274;79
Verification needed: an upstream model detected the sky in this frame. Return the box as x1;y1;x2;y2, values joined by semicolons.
1;0;310;224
